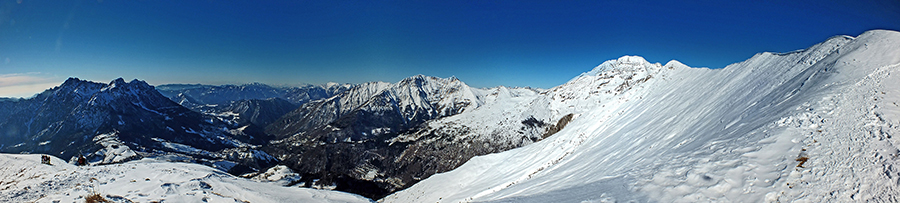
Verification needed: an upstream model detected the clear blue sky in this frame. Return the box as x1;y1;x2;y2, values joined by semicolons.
1;0;899;97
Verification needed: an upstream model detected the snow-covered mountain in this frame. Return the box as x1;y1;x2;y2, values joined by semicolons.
267;75;485;142
3;29;896;202
0;153;372;203
260;57;684;199
212;97;299;127
371;55;684;200
0;78;276;174
157;82;351;108
157;82;348;138
384;30;900;202
263;75;543;198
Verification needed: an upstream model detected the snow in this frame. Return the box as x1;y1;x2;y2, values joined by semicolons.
383;30;900;202
158;140;208;155
388;54;673;161
277;75;510;145
355;75;484;118
92;133;139;165
388;86;541;144
244;165;302;186
0;154;373;203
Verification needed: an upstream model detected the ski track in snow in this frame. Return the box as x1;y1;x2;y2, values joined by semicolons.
383;30;900;203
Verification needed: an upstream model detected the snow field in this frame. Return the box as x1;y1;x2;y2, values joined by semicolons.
0;154;372;203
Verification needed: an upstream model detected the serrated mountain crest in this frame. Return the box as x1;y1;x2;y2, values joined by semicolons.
267;75;481;141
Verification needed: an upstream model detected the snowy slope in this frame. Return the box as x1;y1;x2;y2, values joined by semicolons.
0;153;372;203
384;30;900;202
374;54;681;198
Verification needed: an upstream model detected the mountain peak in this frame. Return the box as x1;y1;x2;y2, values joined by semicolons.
404;74;433;80
102;78;153;92
63;77;87;85
244;82;270;87
615;55;649;63
400;74;462;84
581;55;657;77
59;77;98;89
44;77;105;98
399;74;440;86
110;78;127;85
127;79;152;89
664;60;691;70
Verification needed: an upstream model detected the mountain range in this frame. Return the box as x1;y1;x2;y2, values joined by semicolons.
1;29;899;202
384;29;900;202
0;78;278;175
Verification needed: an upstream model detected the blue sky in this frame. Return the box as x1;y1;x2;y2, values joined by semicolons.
1;0;899;97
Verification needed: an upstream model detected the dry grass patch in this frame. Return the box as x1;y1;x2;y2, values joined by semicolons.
84;193;110;203
795;156;809;168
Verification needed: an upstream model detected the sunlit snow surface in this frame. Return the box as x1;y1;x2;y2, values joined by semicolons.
0;154;372;203
384;30;900;202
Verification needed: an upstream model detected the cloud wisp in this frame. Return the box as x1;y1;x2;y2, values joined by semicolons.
0;73;60;98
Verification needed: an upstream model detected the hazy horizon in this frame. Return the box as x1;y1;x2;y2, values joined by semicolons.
2;0;899;98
